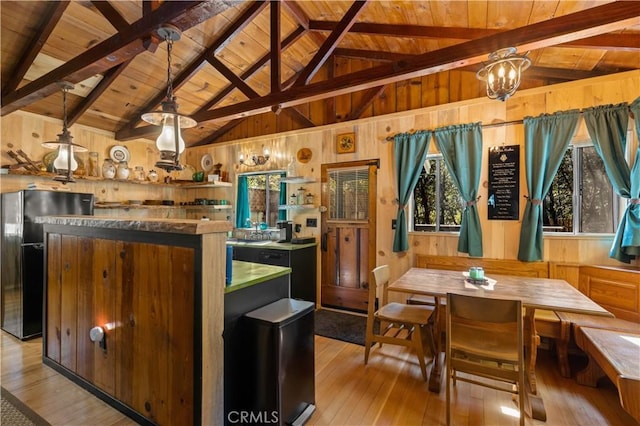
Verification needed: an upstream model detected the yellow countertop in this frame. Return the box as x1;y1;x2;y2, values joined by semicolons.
225;260;291;294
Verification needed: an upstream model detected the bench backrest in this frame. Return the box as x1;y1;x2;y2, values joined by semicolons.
415;255;549;278
579;265;640;323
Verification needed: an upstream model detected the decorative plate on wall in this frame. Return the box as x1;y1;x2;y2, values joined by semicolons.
201;153;214;172
296;148;312;163
109;145;130;162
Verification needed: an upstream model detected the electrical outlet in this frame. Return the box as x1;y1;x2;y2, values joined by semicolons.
306;218;317;227
392;219;397;229
295;223;302;233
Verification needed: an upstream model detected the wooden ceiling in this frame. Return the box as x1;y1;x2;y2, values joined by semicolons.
1;1;639;147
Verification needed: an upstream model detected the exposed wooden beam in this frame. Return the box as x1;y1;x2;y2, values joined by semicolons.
347;86;386;120
270;0;281;93
115;1;267;140
2;1;70;94
285;106;315;128
67;58;134;126
293;0;368;86
1;1;237;116
281;0;325;47
311;21;639;52
195;26;305;114
91;1;130;31
191;2;640;125
208;56;259;98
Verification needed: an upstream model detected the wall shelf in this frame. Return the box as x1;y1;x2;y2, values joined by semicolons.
94;204;233;210
179;181;232;189
280;176;316;184
279;204;316;211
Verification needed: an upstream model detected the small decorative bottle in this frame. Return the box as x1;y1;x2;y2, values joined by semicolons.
287;157;297;177
116;161;130;180
147;169;158;183
102;159;116;179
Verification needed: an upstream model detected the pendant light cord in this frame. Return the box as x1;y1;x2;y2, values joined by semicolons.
165;35;174;102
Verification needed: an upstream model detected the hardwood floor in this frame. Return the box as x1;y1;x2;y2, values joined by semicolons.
1;331;636;425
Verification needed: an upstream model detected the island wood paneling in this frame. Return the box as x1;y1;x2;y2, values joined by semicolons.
45;232;62;364
44;232;197;425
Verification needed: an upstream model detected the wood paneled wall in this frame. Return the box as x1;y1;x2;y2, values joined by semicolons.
2;71;639;295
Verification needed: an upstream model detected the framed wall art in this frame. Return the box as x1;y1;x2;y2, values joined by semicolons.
336;132;356;154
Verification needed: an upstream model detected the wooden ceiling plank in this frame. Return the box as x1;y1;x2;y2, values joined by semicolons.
114;1;267;139
190;118;244;147
309;21;501;40
192;1;640;125
208;56;259;98
91;0;130;31
293;0;368;87
2;1;70;94
348;85;386;120
1;1;230;116
563;34;640;52
271;1;281;93
67;58;134;126
334;47;414;62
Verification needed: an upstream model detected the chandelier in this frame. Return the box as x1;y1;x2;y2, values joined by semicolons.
141;25;196;171
476;48;531;101
239;146;270;167
41;82;87;183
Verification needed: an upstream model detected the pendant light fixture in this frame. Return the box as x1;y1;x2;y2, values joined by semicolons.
41;82;87;183
141;25;196;171
476;47;531;102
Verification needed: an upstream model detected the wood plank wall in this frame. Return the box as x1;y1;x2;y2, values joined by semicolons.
3;71;639;303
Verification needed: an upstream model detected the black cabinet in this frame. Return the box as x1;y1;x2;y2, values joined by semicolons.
232;245;317;303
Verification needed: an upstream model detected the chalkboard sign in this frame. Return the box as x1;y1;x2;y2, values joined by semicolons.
488;145;520;220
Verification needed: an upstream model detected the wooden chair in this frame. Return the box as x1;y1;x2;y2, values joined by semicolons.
364;265;434;381
446;293;525;426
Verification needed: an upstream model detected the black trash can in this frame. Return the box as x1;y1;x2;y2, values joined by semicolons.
240;298;315;426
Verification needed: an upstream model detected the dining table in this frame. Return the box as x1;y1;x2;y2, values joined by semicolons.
388;267;613;422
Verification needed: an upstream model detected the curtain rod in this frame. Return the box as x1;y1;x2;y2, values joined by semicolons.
384;106;635;142
384;119;523;141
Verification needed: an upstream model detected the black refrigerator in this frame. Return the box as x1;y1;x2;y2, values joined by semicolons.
1;190;94;340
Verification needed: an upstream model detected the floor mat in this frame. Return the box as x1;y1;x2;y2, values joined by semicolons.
314;309;375;346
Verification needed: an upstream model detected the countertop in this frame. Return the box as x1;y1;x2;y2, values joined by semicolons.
226;260;291;294
226;240;317;250
35;215;233;235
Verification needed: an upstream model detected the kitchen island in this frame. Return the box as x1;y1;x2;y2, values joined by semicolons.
36;216;291;426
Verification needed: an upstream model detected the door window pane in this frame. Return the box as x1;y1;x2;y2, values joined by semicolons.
328;167;369;220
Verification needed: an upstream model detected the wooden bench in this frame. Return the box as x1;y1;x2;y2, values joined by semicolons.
555;265;640;372
413;255;571;377
574;326;640;423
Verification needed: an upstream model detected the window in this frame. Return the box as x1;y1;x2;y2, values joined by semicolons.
238;171;285;227
412;156;464;232
544;144;619;234
328;167;369;220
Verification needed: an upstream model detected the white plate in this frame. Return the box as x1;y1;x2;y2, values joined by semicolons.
110;145;130;162
201;153;214;172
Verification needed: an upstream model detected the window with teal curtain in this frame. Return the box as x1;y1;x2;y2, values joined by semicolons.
517;110;580;261
434;122;484;257
393;130;431;252
583;99;640;263
279;172;287;221
235;175;250;228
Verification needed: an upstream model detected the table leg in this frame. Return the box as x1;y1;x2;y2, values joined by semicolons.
428;297;443;393
524;307;546;421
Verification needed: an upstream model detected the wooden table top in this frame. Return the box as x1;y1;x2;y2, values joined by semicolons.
389;267;613;317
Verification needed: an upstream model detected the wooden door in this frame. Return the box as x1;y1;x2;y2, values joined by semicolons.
321;160;378;312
